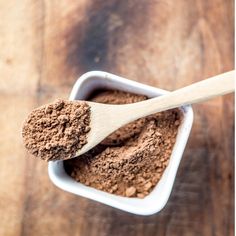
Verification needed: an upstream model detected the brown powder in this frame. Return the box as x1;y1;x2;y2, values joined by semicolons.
64;90;182;198
22;99;90;161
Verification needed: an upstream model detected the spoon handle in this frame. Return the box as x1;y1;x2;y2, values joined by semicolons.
124;70;235;121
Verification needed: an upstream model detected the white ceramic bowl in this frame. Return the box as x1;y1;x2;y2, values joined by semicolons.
48;71;193;215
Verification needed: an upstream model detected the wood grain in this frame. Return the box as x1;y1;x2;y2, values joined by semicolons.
0;0;234;236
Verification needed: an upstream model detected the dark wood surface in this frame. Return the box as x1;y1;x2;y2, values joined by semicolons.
0;0;234;235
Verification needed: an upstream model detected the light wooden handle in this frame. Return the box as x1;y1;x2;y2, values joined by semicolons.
124;70;235;121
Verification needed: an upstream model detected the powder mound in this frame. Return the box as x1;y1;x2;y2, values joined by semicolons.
22;99;90;161
64;90;182;198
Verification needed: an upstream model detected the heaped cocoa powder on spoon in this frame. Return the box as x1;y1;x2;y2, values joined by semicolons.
64;90;182;198
22;99;90;161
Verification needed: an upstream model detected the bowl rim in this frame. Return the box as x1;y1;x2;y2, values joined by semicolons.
48;71;194;215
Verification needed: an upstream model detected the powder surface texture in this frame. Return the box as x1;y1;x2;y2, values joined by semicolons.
22;99;90;161
64;91;182;198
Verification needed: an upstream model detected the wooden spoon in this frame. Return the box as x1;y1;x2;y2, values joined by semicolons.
77;70;235;156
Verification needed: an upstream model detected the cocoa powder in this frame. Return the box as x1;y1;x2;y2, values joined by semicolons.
64;90;182;198
22;99;90;161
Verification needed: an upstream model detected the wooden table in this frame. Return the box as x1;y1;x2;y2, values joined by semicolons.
0;1;234;235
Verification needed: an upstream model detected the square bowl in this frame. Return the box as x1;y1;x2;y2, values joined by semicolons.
48;71;193;215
